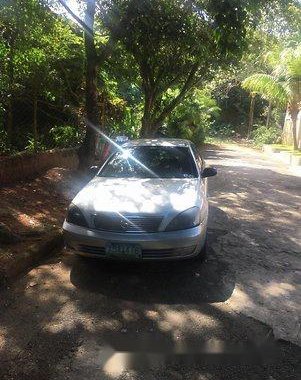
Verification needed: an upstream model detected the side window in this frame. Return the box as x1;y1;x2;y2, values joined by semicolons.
191;144;204;171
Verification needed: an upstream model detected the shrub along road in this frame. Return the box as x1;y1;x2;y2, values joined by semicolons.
0;144;300;380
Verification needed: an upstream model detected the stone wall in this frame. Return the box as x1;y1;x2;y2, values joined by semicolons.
0;148;79;186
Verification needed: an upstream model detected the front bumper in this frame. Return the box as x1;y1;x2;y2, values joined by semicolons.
63;220;207;261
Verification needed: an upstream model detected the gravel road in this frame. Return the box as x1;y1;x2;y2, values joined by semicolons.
0;144;300;380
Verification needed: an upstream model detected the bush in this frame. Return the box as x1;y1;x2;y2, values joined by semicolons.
166;89;219;146
167;118;206;146
207;122;236;139
179;124;205;146
0;128;10;154
251;125;282;146
25;136;47;152
49;125;84;148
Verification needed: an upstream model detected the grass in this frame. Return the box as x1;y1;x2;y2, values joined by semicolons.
205;139;301;156
269;144;301;155
270;144;293;151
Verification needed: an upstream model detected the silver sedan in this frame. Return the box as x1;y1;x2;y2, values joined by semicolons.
63;138;217;261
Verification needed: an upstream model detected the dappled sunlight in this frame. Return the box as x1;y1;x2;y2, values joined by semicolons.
0;327;7;351
74;177;201;216
226;286;255;311
258;281;295;298
0;168;85;235
16;211;44;229
103;351;135;378
157;307;222;338
205;146;301;345
69;250;235;305
206;146;301;178
0;246;300;378
0;145;300;378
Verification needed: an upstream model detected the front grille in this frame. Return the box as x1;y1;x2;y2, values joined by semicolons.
93;213;163;233
142;246;196;259
78;244;196;259
78;244;105;256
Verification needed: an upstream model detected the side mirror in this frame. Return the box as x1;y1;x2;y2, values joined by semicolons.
88;165;99;177
202;167;217;178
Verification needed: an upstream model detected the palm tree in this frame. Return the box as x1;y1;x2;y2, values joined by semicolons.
242;44;301;150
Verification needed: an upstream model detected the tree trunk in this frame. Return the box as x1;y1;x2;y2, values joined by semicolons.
141;116;153;137
78;0;100;170
247;94;255;138
7;99;13;146
292;118;298;150
266;101;272;128
140;115;161;138
140;88;155;137
7;42;14;146
101;95;106;130
33;95;38;152
289;102;299;150
139;64;199;138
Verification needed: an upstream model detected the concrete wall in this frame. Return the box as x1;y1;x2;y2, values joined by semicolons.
0;148;79;186
282;110;301;148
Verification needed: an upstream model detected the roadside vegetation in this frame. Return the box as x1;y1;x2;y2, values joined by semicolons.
0;0;300;166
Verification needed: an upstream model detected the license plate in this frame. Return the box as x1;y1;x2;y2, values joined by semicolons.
105;243;142;259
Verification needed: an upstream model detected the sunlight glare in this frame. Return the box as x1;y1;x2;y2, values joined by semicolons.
87;121;159;178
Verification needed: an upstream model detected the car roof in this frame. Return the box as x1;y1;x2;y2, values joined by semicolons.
122;138;192;148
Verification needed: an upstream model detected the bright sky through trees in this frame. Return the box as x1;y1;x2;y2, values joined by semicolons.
58;0;82;20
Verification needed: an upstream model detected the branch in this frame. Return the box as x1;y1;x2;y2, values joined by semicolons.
57;0;93;36
154;63;200;126
96;36;116;65
57;1;116;66
58;61;82;103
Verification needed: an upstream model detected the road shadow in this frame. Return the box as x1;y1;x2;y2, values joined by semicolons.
1;146;301;379
69;206;234;304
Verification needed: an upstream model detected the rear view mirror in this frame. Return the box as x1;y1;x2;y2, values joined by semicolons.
202;167;217;178
88;165;99;177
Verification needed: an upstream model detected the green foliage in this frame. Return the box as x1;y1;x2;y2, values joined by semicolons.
251;125;282;146
25;136;47;152
49;125;84;148
104;0;269;136
167;89;220;146
0;128;11;154
242;43;301;107
0;0;84;152
207;123;237;139
242;74;288;106
242;41;301;148
1;0;300;154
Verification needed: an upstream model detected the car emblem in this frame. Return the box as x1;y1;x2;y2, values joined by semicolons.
120;219;129;230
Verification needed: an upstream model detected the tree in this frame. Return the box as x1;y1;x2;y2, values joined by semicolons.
79;0;100;169
57;0;100;168
0;0;83;151
207;0;301;138
167;89;220;145
104;0;280;137
242;44;301;149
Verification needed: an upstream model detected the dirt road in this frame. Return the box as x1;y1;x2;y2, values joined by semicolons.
205;144;301;346
0;144;300;380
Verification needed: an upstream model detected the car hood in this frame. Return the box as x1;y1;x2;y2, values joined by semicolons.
72;177;203;215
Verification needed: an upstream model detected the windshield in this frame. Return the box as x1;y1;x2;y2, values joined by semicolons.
99;146;198;179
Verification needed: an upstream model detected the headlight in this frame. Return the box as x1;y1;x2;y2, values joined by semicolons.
66;203;88;227
165;207;200;231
